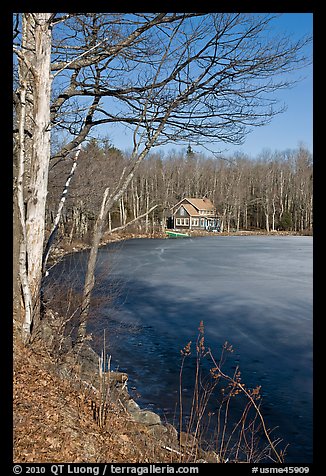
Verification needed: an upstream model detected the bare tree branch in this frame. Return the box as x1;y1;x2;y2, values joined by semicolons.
51;13;169;72
105;205;158;236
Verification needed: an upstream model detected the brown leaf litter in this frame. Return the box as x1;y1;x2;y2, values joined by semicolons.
13;338;183;463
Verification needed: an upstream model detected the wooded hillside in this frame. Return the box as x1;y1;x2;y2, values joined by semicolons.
46;141;313;242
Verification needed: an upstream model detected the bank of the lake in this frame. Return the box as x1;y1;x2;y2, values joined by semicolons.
48;228;311;265
14;336;197;463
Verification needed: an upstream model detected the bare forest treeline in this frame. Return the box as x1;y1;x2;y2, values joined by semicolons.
46;140;313;242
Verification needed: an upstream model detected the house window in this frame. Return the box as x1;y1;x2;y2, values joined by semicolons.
192;218;199;226
176;217;189;226
180;207;185;216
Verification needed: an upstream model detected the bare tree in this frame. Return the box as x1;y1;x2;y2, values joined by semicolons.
13;12;311;343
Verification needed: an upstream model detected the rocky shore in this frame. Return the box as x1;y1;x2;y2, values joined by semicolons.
16;308;219;463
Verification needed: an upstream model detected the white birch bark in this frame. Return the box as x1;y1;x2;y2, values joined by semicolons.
145;185;150;233
24;14;52;330
272;199;276;231
16;81;33;342
15;13;52;340
42;145;81;274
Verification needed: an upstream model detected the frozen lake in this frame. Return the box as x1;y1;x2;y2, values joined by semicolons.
55;235;313;462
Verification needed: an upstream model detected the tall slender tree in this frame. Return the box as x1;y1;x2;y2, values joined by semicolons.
14;13;52;341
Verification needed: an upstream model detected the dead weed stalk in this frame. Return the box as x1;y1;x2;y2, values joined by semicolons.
178;321;287;463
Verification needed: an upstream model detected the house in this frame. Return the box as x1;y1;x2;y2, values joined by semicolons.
168;197;220;231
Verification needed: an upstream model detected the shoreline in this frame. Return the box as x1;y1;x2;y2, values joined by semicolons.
48;228;312;265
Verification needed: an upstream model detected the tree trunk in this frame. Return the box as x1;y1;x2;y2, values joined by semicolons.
13;148;21;331
25;14;52;331
265;213;270;233
145;186;150;233
119;196;127;226
15;13;52;341
220;207;227;232
244;203;248;229
108;211;112;232
42;145;81;274
272;199;276;232
236;204;241;232
16;81;33;341
78;187;110;342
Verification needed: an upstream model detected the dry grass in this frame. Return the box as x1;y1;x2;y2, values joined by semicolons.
177;322;287;463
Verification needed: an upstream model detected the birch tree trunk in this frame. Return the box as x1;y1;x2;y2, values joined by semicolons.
220;207;227;233
244;203;248;229
108;211;112;232
265;208;270;233
15;13;52;341
236;203;241;232
42;145;81;275
16;82;33;340
25;13;52;331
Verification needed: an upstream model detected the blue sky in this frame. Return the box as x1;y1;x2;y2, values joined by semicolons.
228;13;313;158
106;13;313;159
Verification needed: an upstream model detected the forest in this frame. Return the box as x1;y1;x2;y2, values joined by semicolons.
47;139;313;243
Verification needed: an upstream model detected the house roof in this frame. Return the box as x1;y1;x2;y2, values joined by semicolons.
186;197;215;211
182;203;200;216
172;197;216;213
